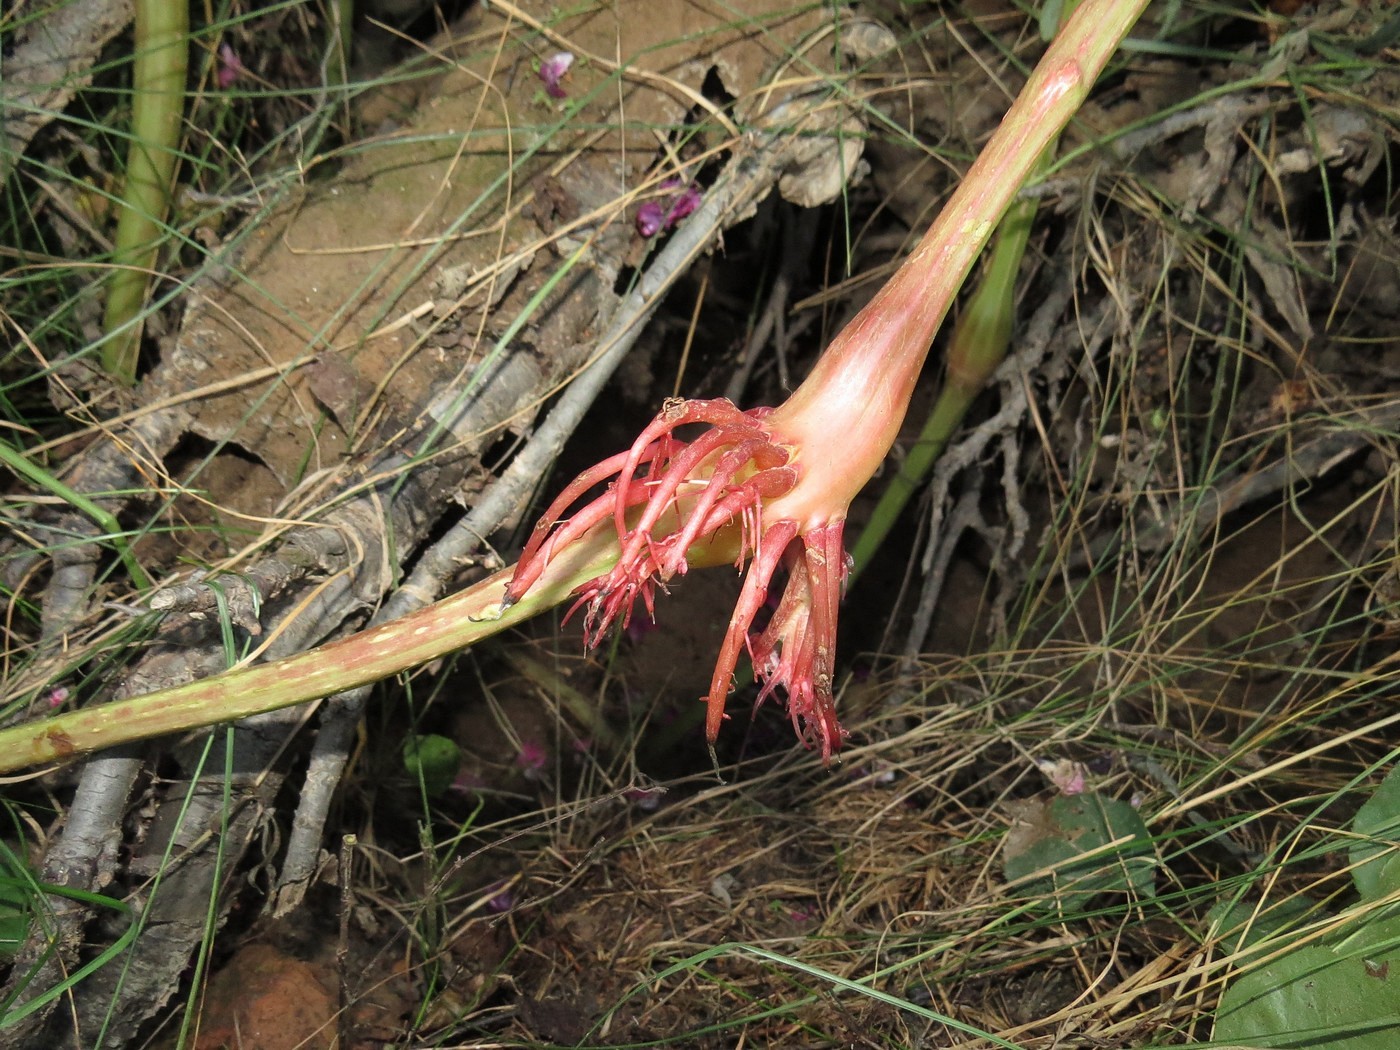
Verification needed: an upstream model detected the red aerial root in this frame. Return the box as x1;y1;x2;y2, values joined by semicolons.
503;395;853;761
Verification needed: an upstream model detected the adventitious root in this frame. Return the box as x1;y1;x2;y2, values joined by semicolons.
503;397;852;761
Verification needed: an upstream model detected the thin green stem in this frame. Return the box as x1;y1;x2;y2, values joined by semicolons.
848;191;1038;581
0;530;615;773
0;438;152;592
330;0;353;87
101;0;188;383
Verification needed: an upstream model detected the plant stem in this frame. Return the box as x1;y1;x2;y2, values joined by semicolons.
772;0;1147;534
101;0;188;384
847;184;1040;579
0;438;152;592
0;541;601;773
848;1;1085;579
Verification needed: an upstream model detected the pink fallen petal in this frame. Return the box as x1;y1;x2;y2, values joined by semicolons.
484;879;515;913
636;201;666;237
216;42;244;90
624;787;664;811
665;184;702;224
1038;757;1088;796
539;51;574;99
516;738;548;774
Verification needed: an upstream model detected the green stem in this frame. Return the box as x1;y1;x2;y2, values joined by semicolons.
848;192;1038;580
0;438;152;592
101;0;188;384
0;533;619;774
328;0;353;94
847;0;1093;580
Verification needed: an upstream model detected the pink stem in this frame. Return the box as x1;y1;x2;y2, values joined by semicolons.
611;398;755;538
704;519;798;745
514;445;660;577
616;426;740;565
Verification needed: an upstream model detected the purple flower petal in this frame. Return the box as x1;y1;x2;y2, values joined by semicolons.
484;879;515;913
624;787;664;811
539;51;574;99
665;185;702;224
636;201;666;237
216;42;244;90
516;738;548;774
637;183;703;238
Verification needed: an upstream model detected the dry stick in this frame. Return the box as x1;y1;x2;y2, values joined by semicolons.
0;0;131;185
0;410;200;1038
0;440;151;592
0;747;145;1039
1060;400;1400;575
29;399;193;643
272;142;797;906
